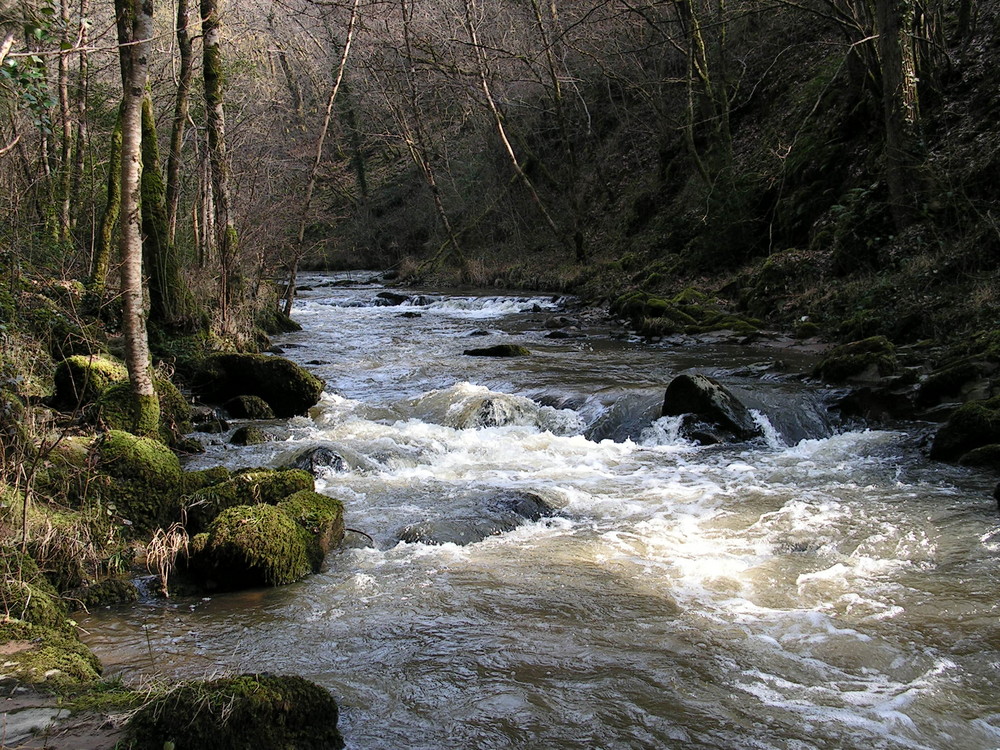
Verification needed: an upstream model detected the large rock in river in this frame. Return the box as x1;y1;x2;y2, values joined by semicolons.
193;353;324;417
662;373;763;444
930;396;1000;462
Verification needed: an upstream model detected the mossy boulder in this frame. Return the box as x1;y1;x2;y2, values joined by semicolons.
813;336;897;383
612;289;760;338
0;619;102;689
225;394;276;419
0;552;72;633
91;376;193;446
125;673;344;750
662;373;763;444
230;425;271;446
193;354;325;418
958;444;1000;469
930;396;1000;462
92;430;184;534
63;578;140;609
277;490;345;570
52;354;128;410
463;344;531;357
181;465;232;493
183;468;314;534
186;504;313;589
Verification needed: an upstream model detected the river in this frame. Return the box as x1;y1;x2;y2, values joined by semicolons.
80;272;1000;749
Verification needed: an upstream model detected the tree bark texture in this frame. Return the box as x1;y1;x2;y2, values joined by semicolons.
166;0;195;246
117;0;160;437
201;0;239;327
877;0;922;229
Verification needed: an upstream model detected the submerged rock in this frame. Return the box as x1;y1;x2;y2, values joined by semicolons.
284;445;347;476
396;490;560;546
661;373;763;444
463;344;531;357
126;674;345;750
374;291;410;306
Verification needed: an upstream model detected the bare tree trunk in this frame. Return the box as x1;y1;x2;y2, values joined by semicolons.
70;0;90;225
117;0;160;436
57;0;73;244
201;0;239;329
877;0;921;229
166;0;195;246
89;105;123;297
143;94;192;329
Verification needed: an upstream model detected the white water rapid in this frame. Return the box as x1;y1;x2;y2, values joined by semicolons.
80;273;1000;750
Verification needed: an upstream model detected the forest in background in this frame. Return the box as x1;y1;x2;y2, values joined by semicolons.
2;0;998;344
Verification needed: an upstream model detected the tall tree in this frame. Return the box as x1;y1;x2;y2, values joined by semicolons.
201;0;239;328
165;0;195;245
876;0;922;229
116;0;160;436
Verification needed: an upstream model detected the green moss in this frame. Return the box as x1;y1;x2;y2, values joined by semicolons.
230;425;270;445
64;578;140;610
92;430;184;534
181;465;232;494
225;394;275;419
277;490;345;570
0;619;102;689
813;336;897;382
931;396;1000;462
0;550;72;632
91;376;191;446
184;469;314;534
125;673;344;750
52;354;128;410
188;504;313;588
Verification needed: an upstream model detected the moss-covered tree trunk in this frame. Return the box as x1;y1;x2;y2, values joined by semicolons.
89;105;123;297
201;0;239;329
142;95;193;330
166;0;194;246
116;0;160;437
877;0;922;230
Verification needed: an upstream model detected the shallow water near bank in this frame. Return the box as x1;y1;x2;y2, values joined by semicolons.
80;273;1000;749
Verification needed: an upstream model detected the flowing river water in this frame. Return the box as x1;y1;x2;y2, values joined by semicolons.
80;273;1000;749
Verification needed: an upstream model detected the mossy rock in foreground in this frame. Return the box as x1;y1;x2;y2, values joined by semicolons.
277;490;345;570
125;673;344;750
0;618;102;689
931;396;1000;462
194;353;325;418
91;376;192;446
187;504;313;589
92;430;184;534
184;468;314;534
51;354;128;410
813;336;897;383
